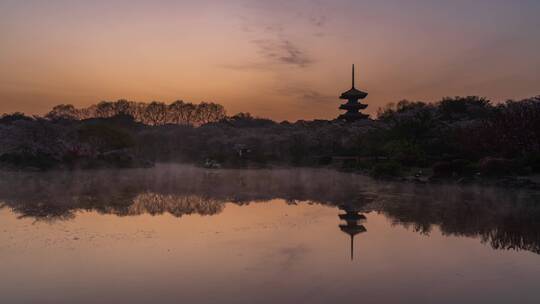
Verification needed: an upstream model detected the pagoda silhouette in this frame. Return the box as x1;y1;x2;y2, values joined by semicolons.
338;64;369;121
338;205;367;260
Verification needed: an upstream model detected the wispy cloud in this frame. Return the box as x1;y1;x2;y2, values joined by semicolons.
251;38;312;68
309;15;326;28
277;85;334;104
229;2;330;70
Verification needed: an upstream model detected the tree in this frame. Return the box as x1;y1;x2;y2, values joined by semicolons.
112;99;133;116
181;102;197;126
167;100;183;124
438;96;491;121
46;104;80;120
168;100;197;125
78;123;135;153
95;101;116;118
195;102;226;125
0;112;33;125
143;101;167;125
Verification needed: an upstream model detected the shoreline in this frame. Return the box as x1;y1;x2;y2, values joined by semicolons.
2;162;539;190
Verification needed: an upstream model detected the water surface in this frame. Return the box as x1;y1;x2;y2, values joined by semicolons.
1;165;539;304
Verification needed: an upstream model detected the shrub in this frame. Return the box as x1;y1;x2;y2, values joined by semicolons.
0;113;33;125
78;124;135;153
383;140;427;167
369;161;402;178
479;157;515;176
521;153;540;173
450;159;478;176
438;96;492;121
432;161;453;178
0;151;58;170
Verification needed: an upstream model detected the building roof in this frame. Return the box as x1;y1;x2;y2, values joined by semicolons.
340;87;368;99
340;64;368;99
339;101;368;110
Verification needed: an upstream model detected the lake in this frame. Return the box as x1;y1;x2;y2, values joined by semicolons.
1;164;539;304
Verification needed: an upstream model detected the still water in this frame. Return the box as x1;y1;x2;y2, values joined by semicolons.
1;165;539;304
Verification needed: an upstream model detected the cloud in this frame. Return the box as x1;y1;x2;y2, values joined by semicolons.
277;85;334;104
300;89;333;103
251;38;312;68
221;37;313;70
232;3;327;70
309;15;326;28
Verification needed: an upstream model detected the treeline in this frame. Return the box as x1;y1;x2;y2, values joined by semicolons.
0;95;539;182
46;100;226;126
374;96;540;162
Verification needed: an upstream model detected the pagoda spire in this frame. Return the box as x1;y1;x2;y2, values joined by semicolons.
352;64;355;88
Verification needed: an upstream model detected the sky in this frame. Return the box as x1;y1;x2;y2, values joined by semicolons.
1;0;539;121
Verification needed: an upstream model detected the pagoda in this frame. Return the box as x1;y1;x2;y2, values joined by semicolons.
338;205;367;260
338;64;369;121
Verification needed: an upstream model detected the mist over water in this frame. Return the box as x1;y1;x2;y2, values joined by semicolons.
1;165;539;303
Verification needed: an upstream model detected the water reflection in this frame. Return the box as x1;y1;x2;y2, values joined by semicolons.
338;206;367;260
0;164;539;254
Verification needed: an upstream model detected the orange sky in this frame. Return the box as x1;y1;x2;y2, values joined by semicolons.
1;0;539;121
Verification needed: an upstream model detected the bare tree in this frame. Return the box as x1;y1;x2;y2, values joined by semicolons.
112;99;133;116
195;102;226;125
95;101;116;118
44;99;224;126
143;101;167;125
167;100;185;124
46;104;80;120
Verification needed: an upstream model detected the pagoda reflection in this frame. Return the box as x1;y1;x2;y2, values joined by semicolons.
338;205;367;260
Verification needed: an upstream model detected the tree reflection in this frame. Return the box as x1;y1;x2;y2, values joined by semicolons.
0;165;538;254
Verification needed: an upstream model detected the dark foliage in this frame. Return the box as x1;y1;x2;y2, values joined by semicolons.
1;95;539;177
0;112;33;125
